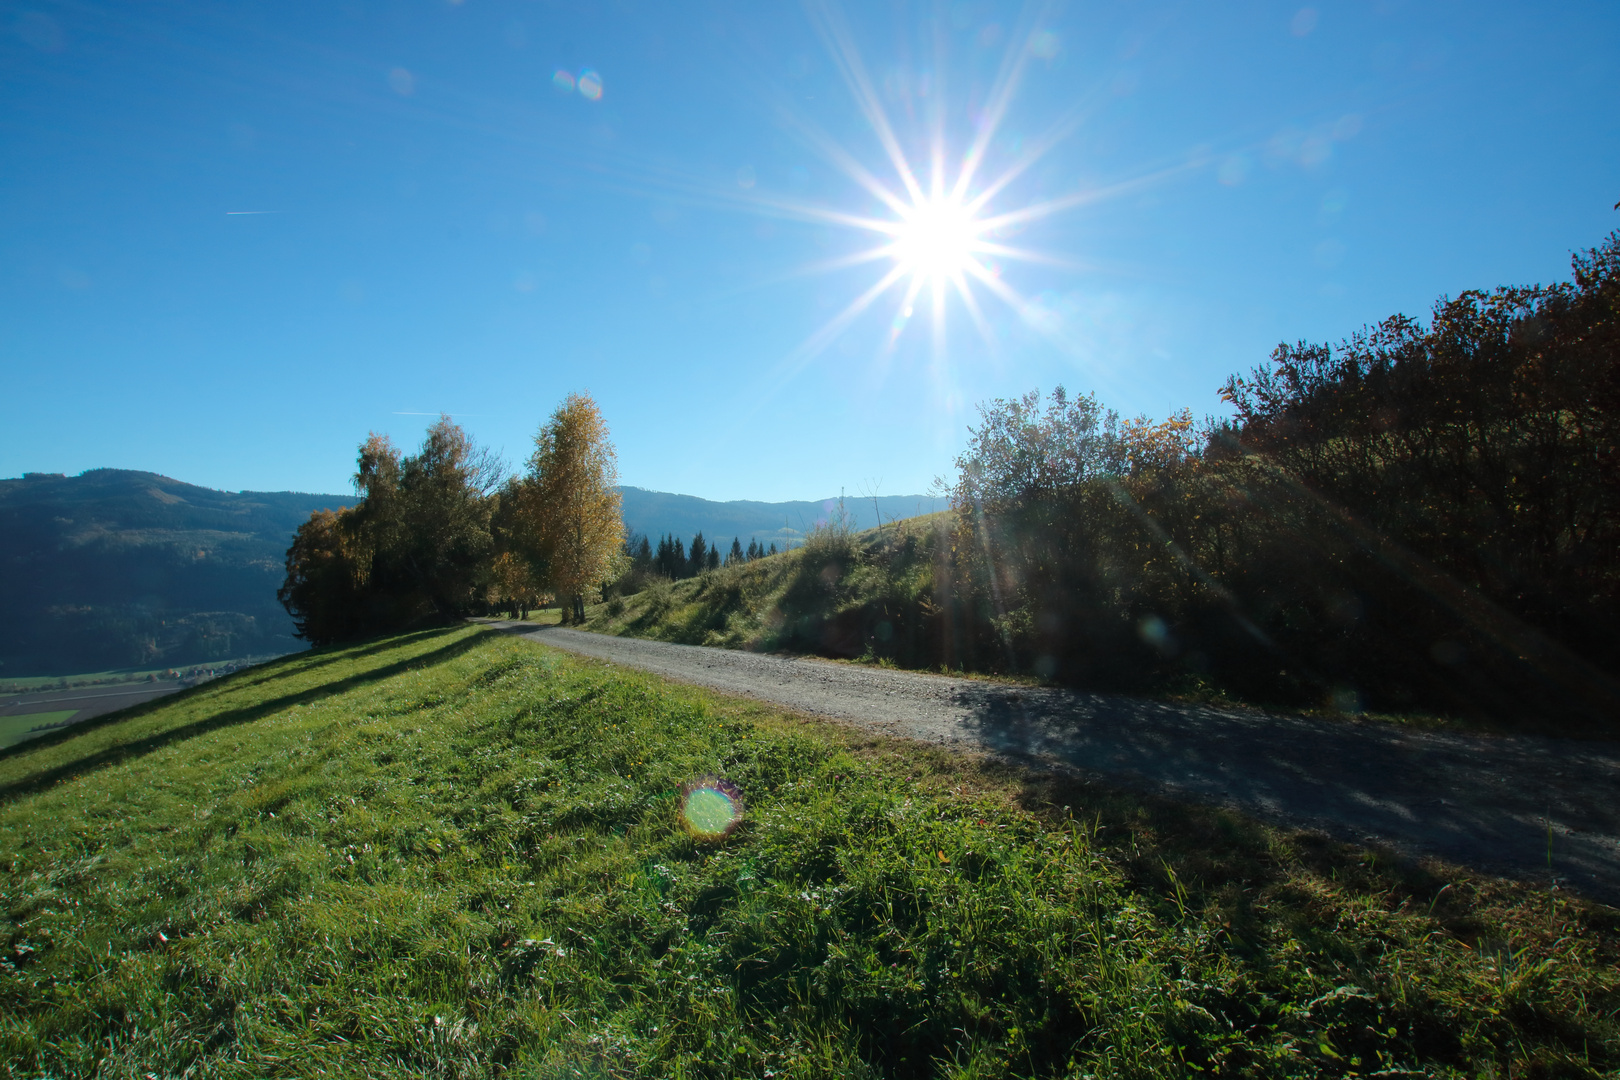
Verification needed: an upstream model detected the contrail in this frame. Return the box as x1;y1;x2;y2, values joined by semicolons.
225;210;279;215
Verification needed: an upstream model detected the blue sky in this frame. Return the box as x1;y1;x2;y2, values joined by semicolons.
3;1;1616;501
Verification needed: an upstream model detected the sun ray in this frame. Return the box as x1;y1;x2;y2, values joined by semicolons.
950;6;1051;202
712;1;1207;399
804;0;926;205
771;262;909;381
964;98;1098;215
970;241;1096;271
774;108;915;218
886;275;928;350
977;161;1196;232
950;269;1002;362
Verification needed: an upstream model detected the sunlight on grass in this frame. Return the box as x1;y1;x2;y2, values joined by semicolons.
0;626;1614;1076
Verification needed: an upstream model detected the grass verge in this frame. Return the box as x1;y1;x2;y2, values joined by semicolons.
1;626;1615;1077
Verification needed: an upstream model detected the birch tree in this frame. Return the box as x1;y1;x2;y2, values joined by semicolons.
515;393;624;623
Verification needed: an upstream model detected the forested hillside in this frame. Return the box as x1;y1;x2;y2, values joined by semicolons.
618;487;936;550
595;232;1620;732
0;470;354;675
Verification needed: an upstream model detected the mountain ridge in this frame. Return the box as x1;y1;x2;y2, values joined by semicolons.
0;469;939;675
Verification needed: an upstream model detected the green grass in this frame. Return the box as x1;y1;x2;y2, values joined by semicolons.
0;711;78;749
590;516;946;661
0;670;167;694
1;626;1615;1077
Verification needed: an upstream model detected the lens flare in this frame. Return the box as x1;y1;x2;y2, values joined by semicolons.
577;69;603;101
679;777;743;840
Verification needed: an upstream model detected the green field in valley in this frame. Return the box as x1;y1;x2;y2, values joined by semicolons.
0;711;79;750
0;625;1615;1077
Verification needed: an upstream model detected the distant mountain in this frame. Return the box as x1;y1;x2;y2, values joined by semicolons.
0;469;939;676
616;487;942;549
0;470;354;676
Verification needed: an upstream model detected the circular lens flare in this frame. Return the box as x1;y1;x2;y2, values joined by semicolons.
893;197;980;281
679;777;743;840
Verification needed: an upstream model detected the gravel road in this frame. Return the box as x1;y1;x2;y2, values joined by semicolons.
491;621;1620;906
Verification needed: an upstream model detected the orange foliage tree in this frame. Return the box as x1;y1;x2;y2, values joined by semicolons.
509;393;625;623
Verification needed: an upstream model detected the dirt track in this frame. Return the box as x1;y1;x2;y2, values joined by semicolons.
490;621;1620;907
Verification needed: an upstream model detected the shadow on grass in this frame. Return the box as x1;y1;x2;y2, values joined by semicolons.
950;686;1620;908
0;626;467;766
0;629;487;805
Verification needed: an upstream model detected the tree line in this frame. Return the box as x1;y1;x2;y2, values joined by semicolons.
928;230;1620;722
621;532;779;581
713;231;1619;727
279;393;624;643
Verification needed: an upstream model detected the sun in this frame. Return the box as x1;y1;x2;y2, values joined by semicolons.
727;4;1170;378
891;196;982;282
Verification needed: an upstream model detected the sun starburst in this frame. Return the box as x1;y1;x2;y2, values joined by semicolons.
726;1;1125;383
888;195;984;283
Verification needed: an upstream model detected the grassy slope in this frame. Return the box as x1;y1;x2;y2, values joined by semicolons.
589;518;949;665
1;626;1615;1078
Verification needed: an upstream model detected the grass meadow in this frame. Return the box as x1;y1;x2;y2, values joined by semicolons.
0;711;79;751
1;625;1615;1077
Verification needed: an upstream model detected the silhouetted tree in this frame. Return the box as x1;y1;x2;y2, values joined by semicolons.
688;532;708;577
280;416;499;643
631;533;652;570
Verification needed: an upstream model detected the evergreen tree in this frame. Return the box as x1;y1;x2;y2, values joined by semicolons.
768;542;777;556
688;532;707;577
671;537;686;577
707;546;720;571
746;538;759;561
728;537;744;565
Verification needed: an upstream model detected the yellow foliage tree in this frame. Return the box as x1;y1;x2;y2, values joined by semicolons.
513;393;624;623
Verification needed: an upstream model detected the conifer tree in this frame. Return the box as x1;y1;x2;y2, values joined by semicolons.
707;546;720;571
688;532;708;577
728;537;744;565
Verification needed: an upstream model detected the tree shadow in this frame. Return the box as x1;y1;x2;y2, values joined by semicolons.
0;630;489;805
948;684;1620;907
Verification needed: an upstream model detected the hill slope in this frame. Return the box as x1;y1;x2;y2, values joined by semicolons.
0;469;355;675
0;625;1612;1076
0;469;930;676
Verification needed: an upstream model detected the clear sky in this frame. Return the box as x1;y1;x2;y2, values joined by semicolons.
3;1;1616;501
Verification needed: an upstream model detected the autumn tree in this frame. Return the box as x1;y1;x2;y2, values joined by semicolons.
280;416;500;643
510;392;624;623
278;508;364;643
